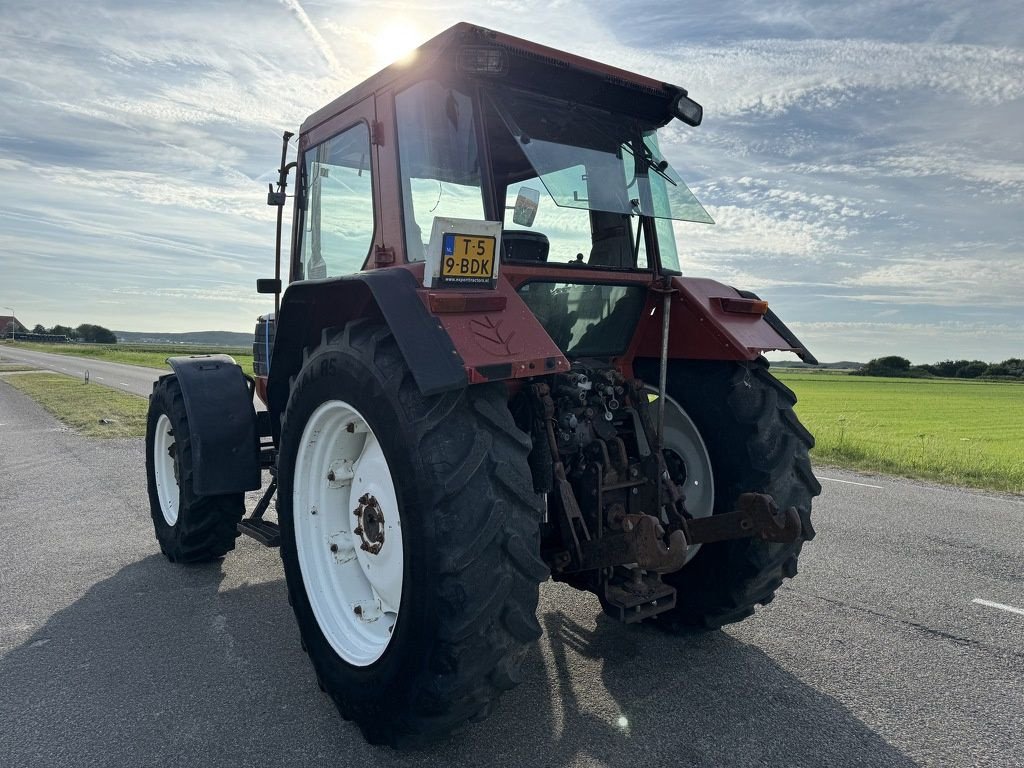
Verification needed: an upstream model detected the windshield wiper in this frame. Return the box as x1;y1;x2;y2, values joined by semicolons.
621;141;677;187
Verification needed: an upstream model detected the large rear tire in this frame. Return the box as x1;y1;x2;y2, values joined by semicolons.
277;322;548;747
637;357;821;630
145;375;246;562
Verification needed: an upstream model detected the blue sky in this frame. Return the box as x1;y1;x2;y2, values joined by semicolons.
1;0;1021;363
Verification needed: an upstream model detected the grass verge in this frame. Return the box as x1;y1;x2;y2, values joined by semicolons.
3;373;148;438
774;370;1024;494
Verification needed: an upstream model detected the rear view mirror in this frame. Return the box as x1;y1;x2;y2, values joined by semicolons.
256;278;282;294
512;187;541;227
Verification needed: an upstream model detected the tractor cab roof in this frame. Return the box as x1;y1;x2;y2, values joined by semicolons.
301;23;696;138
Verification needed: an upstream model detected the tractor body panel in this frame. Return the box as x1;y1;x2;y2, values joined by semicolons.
630;276;807;363
424;271;571;383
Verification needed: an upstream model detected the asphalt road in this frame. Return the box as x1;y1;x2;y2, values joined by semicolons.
0;345;167;397
1;380;1021;767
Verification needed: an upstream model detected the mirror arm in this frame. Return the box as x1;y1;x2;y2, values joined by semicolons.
270;131;296;319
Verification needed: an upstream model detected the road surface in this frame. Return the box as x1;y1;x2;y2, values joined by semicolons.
0;345;264;411
0;380;1021;767
0;345;167;397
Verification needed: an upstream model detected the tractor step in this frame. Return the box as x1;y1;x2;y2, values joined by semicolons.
602;572;676;624
238;518;281;547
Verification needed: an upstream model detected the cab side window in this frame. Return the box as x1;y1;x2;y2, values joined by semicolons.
301;122;375;279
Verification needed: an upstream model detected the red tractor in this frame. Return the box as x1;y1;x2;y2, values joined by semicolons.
145;23;820;746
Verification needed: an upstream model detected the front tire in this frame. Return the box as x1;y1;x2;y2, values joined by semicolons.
277;322;548;746
637;357;821;629
145;375;246;562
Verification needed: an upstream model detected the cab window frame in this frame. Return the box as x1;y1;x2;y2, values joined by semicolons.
292;118;377;281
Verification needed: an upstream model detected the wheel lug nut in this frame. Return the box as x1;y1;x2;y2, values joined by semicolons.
353;526;363;536
353;605;362;616
329;543;339;553
327;470;336;482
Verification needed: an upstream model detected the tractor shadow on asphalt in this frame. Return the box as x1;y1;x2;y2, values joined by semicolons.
1;549;919;768
439;599;921;768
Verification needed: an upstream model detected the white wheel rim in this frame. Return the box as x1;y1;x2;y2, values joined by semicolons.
648;389;714;563
153;413;180;526
293;400;403;666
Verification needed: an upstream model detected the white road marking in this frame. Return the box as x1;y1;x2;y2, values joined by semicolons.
119;382;129;386
819;476;884;489
972;599;1024;616
95;376;104;380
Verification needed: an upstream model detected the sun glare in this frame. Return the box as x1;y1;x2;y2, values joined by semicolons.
374;25;422;68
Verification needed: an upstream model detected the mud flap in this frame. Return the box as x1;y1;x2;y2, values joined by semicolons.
165;355;260;496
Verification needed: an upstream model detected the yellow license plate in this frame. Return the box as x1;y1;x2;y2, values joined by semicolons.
441;234;496;280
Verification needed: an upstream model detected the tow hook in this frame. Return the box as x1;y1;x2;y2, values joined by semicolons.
576;513;688;574
685;492;802;545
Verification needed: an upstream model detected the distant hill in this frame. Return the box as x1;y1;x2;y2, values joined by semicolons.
770;360;863;370
115;330;252;347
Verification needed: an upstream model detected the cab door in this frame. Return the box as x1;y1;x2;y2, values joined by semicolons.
291;96;380;282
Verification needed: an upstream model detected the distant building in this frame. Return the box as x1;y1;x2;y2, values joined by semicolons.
1;315;25;337
1;316;68;343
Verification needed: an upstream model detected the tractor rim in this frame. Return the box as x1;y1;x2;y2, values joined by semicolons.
153;413;180;527
647;388;714;563
293;400;403;666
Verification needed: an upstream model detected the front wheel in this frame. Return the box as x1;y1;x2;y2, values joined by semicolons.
145;375;245;562
277;322;548;746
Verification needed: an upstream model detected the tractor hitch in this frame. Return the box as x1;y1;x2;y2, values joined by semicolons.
576;513;688;573
571;493;799;576
684;493;802;545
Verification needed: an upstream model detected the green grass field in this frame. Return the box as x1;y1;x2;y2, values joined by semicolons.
774;370;1024;494
9;341;254;374
5;342;1021;493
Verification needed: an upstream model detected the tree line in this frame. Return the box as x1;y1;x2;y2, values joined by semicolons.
28;323;117;344
853;356;1024;380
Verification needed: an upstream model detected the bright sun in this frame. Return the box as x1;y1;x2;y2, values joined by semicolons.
374;25;422;68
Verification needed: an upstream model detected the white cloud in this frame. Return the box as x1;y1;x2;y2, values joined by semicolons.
839;254;1024;306
0;0;1021;359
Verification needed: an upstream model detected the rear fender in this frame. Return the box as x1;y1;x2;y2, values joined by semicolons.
267;268;466;426
267;268;571;428
164;355;261;496
630;277;816;364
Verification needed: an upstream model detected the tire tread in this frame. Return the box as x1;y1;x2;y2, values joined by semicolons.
635;357;820;631
277;322;546;747
145;375;245;563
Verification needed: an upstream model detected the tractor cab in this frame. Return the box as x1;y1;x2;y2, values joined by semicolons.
292;23;710;279
257;23;809;399
275;24;727;369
